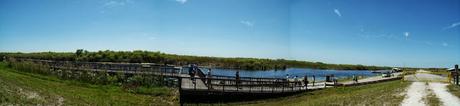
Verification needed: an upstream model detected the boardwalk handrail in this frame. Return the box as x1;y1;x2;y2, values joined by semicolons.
195;68;211;88
8;58;330;94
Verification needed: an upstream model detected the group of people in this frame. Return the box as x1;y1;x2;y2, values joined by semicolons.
188;64;214;86
188;64;198;84
285;74;315;89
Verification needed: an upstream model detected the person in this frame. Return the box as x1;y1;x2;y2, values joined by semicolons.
207;68;212;85
189;64;196;84
188;64;194;77
285;74;290;83
285;74;290;87
304;75;309;89
236;71;241;89
352;75;358;83
294;76;298;87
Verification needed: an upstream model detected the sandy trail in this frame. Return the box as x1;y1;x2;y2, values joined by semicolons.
429;82;460;106
401;82;427;106
401;70;460;106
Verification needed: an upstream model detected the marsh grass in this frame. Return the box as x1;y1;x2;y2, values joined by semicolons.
447;84;460;98
425;82;441;106
215;80;410;106
0;62;177;105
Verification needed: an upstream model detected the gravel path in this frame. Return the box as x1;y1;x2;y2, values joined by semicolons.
402;70;460;106
429;82;460;106
401;82;427;106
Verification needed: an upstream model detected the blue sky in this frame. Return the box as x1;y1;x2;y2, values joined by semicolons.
0;0;459;68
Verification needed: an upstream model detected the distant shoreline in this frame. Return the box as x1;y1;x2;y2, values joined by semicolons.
0;49;391;71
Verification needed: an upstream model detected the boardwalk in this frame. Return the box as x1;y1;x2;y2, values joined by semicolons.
8;58;404;103
339;72;402;86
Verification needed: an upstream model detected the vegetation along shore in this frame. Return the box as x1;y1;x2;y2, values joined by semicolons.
0;49;390;71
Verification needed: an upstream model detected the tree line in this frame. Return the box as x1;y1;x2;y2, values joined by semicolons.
0;49;391;70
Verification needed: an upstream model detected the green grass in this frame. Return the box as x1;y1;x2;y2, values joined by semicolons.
425;82;441;106
0;62;178;105
447;84;460;98
221;80;409;106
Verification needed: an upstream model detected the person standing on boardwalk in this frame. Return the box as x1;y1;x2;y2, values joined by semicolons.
189;64;196;84
312;75;316;86
304;75;309;90
236;71;241;89
294;76;299;87
352;75;358;83
286;74;290;87
188;64;193;77
207;68;212;85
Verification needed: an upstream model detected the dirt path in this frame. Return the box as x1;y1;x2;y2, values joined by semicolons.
429;82;460;106
401;70;460;106
401;82;427;106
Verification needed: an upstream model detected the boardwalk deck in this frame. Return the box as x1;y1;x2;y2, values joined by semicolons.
7;58;404;103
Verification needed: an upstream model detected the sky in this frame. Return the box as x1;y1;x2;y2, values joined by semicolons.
0;0;459;68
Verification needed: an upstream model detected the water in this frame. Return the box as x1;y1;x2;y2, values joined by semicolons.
206;68;379;81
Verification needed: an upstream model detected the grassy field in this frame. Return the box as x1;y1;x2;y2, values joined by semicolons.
218;80;409;106
447;84;460;98
0;61;412;106
425;83;441;106
0;62;178;105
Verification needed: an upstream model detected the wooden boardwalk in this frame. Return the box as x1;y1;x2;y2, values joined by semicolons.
8;58;403;103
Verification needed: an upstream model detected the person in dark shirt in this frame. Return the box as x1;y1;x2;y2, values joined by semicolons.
207;68;212;85
236;71;240;89
304;75;309;90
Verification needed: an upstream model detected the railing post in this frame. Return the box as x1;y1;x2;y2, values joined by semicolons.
282;79;285;93
194;77;196;90
249;80;252;93
260;79;263;92
456;64;459;85
236;79;239;91
178;77;183;106
271;80;274;93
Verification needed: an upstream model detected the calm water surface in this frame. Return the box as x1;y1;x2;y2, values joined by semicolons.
207;68;379;81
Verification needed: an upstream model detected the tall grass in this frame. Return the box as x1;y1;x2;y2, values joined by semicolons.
5;59;170;95
218;80;409;106
0;62;177;105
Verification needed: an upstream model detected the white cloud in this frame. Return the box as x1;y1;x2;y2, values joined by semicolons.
333;9;342;17
100;0;133;13
176;0;187;4
240;21;254;27
137;32;158;40
103;0;127;8
445;22;460;29
404;32;410;38
148;37;157;40
442;42;449;47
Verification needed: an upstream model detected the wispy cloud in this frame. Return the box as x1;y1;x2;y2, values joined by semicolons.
444;22;460;29
176;0;187;4
103;0;131;8
359;31;447;47
148;37;157;40
404;32;410;38
134;32;158;41
333;9;342;17
101;0;133;13
240;20;254;27
442;42;449;47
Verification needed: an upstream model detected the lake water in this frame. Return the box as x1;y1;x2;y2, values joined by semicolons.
207;68;379;81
